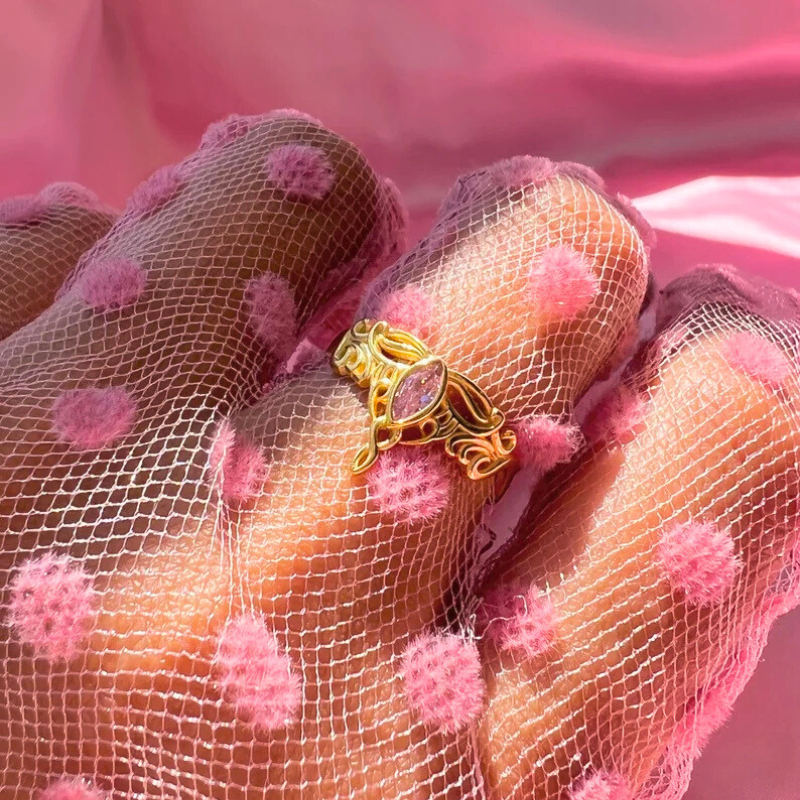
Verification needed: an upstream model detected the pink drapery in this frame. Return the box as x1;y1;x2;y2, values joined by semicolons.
1;2;799;795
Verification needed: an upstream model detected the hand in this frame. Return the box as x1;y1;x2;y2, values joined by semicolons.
0;112;796;800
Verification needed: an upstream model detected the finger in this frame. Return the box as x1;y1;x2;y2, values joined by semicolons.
477;266;800;799
0;183;115;339
0;111;401;552
0;112;403;796
84;159;651;798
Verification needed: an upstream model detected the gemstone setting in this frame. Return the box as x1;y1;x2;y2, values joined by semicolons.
389;360;447;424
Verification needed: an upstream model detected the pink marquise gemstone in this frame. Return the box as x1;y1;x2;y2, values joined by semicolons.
391;361;445;423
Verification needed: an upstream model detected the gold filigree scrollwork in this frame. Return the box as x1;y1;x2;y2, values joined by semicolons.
332;319;516;480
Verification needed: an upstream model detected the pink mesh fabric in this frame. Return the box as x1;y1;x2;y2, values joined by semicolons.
3;116;788;800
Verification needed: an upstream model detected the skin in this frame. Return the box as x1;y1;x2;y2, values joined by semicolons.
63;171;647;799
2;121;790;800
0;114;384;554
478;313;800;799
0;200;116;341
0;113;390;798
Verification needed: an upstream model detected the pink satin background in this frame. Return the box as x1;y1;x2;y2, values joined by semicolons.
1;2;799;796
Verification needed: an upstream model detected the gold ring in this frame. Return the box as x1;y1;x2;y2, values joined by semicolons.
332;319;516;480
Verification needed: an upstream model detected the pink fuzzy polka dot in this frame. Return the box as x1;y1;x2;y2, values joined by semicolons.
491;155;557;192
557;161;607;193
513;416;581;474
214;614;301;731
244;273;297;360
673;681;736;758
658;520;742;606
570;770;632;800
368;448;451;525
40;182;109;213
529;245;600;321
200;114;255;149
79;257;146;312
264;144;335;200
51;387;137;451
439;157;556;219
8;554;95;661
721;331;791;390
378;286;435;342
0;194;48;225
209;421;269;502
479;582;557;659
127;164;184;218
401;632;485;732
38;778;109;800
584;385;646;445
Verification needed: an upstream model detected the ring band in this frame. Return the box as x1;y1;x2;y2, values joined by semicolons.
332;319;516;480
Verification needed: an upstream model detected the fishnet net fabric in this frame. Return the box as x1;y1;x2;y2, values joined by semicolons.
0;188;116;341
0;136;649;797
476;267;800;799
0;112;403;798
2;112;783;800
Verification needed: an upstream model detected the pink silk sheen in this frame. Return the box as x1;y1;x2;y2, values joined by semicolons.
1;1;800;797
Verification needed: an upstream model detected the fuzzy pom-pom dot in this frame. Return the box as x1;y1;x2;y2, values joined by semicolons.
658;520;742;606
438;157;555;217
0;194;48;225
479;582;557;659
79;257;146;312
127;164;184;217
570;770;632;800
558;161;606;193
513;415;581;474
40;182;107;213
200;114;255;149
377;286;435;342
401;633;485;732
8;554;95;661
51;386;137;451
673;680;736;758
584;385;646;445
209;421;269;502
264;144;335;201
214;614;301;731
491;155;556;192
528;245;600;321
368;448;451;525
244;273;297;360
37;778;109;800
721;331;791;390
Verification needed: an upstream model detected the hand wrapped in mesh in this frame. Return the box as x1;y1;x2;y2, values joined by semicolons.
0;111;796;800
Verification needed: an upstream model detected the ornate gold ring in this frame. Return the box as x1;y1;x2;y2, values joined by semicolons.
332;319;516;480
